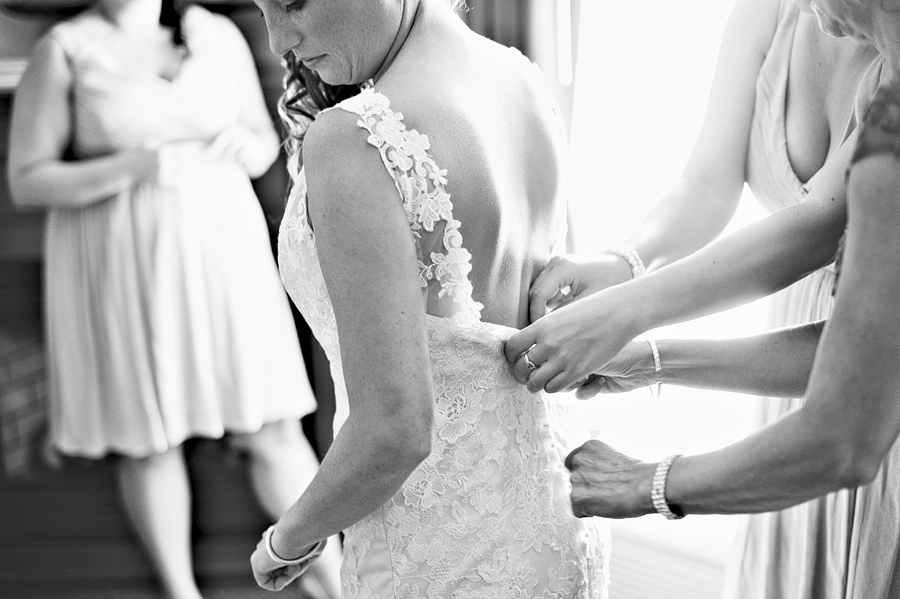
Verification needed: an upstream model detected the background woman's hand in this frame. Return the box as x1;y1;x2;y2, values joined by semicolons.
207;124;258;171
250;534;309;592
566;439;656;519
528;254;634;323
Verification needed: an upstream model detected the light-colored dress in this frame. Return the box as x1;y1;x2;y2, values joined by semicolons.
723;1;893;597
44;7;316;458
278;88;610;598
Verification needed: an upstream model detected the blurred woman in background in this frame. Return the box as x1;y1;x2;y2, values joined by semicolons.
7;0;340;596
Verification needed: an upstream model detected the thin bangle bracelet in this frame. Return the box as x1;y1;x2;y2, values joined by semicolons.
647;339;662;398
264;525;328;566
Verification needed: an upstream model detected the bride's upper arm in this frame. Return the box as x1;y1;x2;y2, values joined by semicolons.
302;109;434;456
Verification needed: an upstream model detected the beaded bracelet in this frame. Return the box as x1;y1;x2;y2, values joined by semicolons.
647;339;662;398
264;525;328;567
651;454;685;520
602;247;646;279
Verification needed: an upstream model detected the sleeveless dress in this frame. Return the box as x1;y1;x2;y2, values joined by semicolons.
722;1;892;597
44;8;316;458
278;88;610;598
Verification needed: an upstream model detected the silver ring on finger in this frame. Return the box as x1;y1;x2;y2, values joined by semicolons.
523;350;538;371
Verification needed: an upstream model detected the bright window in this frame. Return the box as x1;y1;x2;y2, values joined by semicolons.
555;0;773;596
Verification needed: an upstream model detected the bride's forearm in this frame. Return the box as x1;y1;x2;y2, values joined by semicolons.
271;104;440;558
269;414;429;558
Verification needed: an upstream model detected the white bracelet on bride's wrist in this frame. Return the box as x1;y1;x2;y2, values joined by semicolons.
264;525;327;567
602;247;646;279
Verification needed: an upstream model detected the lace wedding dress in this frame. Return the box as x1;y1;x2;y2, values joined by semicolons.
279;88;610;598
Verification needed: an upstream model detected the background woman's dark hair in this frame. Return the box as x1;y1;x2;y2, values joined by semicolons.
159;0;191;47
278;51;361;182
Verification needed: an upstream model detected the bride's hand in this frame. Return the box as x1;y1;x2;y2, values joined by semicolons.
506;288;641;393
572;340;659;399
250;529;318;592
528;254;633;323
251;538;298;591
207;124;257;171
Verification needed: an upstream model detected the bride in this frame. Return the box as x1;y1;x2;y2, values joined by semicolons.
249;0;609;596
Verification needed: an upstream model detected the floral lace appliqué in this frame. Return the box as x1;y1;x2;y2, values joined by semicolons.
340;89;484;328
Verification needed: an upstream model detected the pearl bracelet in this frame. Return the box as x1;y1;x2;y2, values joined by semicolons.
264;525;328;567
602;247;646;279
651;454;685;520
647;339;662;398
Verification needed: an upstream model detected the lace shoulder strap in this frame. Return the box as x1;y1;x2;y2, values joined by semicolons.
333;88;484;327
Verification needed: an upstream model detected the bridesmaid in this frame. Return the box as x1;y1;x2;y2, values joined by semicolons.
512;0;881;595
508;0;900;596
7;0;340;596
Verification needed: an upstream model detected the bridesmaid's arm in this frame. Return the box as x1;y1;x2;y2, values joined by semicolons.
577;322;823;399
262;108;434;556
506;128;854;393
566;83;900;518
623;0;782;271
663;133;900;515
7;35;160;209
528;0;781;320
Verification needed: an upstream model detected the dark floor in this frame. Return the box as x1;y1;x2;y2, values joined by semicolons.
2;579;313;599
0;439;319;599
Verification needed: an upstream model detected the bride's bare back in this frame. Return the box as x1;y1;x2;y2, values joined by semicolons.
377;11;566;329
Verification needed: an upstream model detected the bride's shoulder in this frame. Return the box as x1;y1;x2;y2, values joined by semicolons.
303;91;383;153
308;88;413;156
302;97;400;201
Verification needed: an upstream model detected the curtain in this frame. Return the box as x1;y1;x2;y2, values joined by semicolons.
568;0;737;253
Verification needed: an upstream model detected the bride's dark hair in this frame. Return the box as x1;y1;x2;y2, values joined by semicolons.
278;51;360;181
159;0;191;48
